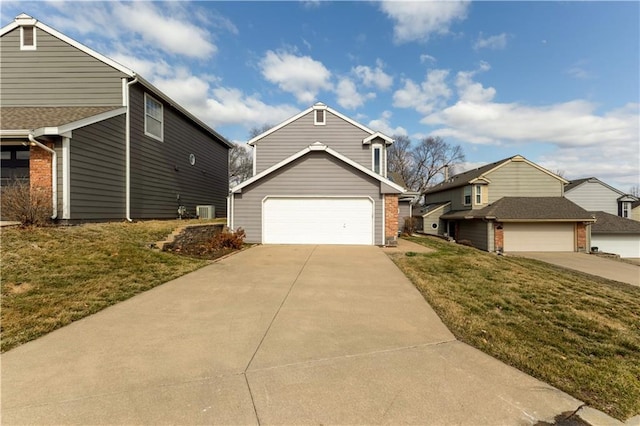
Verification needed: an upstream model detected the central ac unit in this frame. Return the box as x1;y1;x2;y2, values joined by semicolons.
196;205;215;219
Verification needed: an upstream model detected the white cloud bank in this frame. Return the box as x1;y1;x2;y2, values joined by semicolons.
473;32;508;50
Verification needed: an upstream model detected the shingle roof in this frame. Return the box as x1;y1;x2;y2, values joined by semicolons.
441;197;595;221
424;157;510;194
0;106;122;130
591;211;640;234
564;177;592;192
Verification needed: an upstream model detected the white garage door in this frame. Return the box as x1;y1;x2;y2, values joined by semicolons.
504;223;574;252
591;234;640;258
263;197;374;245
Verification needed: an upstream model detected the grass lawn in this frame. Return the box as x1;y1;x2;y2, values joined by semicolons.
1;220;225;352
390;236;640;421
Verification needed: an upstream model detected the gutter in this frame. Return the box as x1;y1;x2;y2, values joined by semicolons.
125;76;138;222
28;134;57;219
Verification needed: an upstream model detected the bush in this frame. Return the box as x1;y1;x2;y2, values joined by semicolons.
1;180;51;227
211;227;246;250
403;217;418;235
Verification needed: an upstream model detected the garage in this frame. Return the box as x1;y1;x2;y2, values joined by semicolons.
504;222;575;252
591;234;640;258
263;197;374;245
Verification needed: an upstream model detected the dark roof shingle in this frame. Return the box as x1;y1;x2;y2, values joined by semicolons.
442;197;595;221
0;106;122;130
591;211;640;234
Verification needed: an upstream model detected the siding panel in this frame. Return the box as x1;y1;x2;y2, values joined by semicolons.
233;151;384;244
0;27;126;106
458;220;490;250
487;162;562;201
565;182;620;215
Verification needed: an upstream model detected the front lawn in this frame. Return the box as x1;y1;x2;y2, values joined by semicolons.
391;236;640;421
1;220;225;352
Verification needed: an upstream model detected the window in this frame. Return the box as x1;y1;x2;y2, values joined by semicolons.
622;202;630;218
21;26;36;50
475;185;482;205
314;109;325;125
463;186;472;206
373;145;382;175
144;93;163;141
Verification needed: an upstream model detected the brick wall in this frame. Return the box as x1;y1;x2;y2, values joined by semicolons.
576;222;587;252
494;223;504;253
384;194;398;246
30;142;54;205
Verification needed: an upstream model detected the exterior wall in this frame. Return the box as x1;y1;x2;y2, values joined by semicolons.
576;222;588;252
422;207;450;236
68;115;126;219
425;187;467;211
494;223;504;253
0;27;126;106
30;141;54;204
232;151;384;244
398;200;411;233
254;110;375;174
631;207;640;222
385;194;398;245
565;182;620;215
129;85;229;219
457;220;490;251
485;161;563;202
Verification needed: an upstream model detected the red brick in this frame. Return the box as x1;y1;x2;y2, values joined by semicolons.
384;194;398;246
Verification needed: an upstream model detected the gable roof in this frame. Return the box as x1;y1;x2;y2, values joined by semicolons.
441;197;595;222
0;106;125;135
247;102;393;146
424;155;568;195
231;142;405;194
0;15;232;148
591;211;640;234
564;177;634;199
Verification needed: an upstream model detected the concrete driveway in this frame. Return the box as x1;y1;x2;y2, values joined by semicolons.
2;245;582;425
514;252;640;287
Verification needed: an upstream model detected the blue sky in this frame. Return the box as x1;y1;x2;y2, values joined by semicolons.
3;1;639;191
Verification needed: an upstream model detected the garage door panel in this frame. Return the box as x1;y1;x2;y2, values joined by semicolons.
591;235;640;258
504;223;574;252
263;198;374;245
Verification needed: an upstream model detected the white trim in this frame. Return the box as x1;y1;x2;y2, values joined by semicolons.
252;145;257;177
261;195;375;245
363;132;394;145
144;93;164;142
230;143;405;194
20;25;36;50
372;144;382;175
382;194;386;246
32;107;127;137
62;137;71;219
313;108;326;126
122;78;127;107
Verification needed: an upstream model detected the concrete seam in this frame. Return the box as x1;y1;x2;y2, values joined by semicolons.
244;245;318;372
243;372;261;426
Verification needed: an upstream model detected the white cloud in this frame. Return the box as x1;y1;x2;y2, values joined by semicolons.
393;69;452;114
335;77;375;109
353;61;393;90
379;0;470;43
368;110;408;137
260;50;333;104
473;32;508;50
420;54;437;64
455;61;496;103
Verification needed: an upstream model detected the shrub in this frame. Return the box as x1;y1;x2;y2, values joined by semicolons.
457;239;475;247
211;227;246;250
403;217;418;235
1;180;51;227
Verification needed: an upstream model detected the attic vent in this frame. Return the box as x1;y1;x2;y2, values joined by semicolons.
196;205;215;219
21;26;36;50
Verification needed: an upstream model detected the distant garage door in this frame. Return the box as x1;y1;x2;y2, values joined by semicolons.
503;222;574;252
591;234;640;258
263;197;374;245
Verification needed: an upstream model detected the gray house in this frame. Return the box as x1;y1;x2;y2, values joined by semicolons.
0;14;231;222
228;103;405;245
564;177;637;218
421;155;595;253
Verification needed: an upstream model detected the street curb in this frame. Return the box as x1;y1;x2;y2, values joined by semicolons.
574;406;637;426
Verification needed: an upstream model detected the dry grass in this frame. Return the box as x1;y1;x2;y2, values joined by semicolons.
390;236;640;421
0;220;225;352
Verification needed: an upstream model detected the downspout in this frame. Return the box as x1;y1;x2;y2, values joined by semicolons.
28;134;57;219
125;77;138;222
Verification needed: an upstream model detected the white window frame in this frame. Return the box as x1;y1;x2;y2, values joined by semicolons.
463;186;472;206
475;185;482;205
372;144;383;175
314;109;326;126
144;93;164;141
20;26;37;51
622;202;630;218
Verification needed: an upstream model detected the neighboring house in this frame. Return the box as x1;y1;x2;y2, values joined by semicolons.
422;155;595;253
0;14;231;222
632;200;640;222
590;211;640;258
228;102;405;245
564;177;638;218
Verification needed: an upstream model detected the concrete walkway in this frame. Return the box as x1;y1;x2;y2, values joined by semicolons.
2;245;582;425
515;252;640;287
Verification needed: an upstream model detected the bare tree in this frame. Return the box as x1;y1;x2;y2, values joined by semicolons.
388;135;465;194
248;123;274;139
630;185;639;197
229;143;253;186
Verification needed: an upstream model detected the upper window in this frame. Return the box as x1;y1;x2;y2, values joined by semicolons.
622;202;630;218
463;186;472;206
144;93;163;141
314;109;325;125
20;26;36;50
372;145;382;175
475;185;482;205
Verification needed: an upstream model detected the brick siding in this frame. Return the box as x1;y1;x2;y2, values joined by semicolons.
494;222;504;253
29;142;54;204
384;194;398;246
576;222;587;252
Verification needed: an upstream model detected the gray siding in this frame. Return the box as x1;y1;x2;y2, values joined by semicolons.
458;220;490;251
254;110;377;174
129;85;229;219
426;187;467;211
486;161;562;201
233;151;384;244
565;182;619;215
399;201;411;233
0;27;126;106
69;115;126;219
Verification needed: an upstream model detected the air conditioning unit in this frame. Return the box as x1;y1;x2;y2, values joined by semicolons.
196;205;215;219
